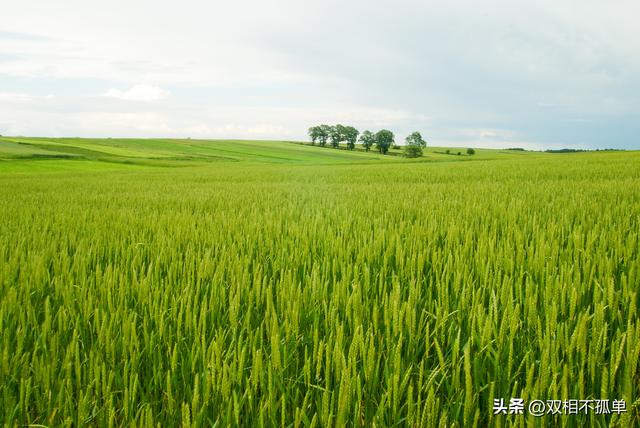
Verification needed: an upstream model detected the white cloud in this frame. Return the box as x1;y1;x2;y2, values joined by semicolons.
247;124;291;135
103;84;169;102
1;1;639;148
455;128;518;140
0;92;56;102
0;92;35;102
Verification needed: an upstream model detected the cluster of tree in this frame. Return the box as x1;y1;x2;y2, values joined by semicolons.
443;148;475;155
547;148;622;153
308;125;428;156
545;148;585;153
308;125;398;154
307;125;359;150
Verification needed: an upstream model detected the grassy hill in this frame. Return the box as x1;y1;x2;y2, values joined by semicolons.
0;137;400;167
0;136;552;171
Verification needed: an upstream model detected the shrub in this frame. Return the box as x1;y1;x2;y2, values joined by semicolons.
467;148;476;155
404;145;423;158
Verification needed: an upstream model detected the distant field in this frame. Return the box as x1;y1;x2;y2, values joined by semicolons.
0;136;549;168
0;138;638;426
0;137;408;166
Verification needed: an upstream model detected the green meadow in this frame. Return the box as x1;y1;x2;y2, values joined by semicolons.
0;137;638;426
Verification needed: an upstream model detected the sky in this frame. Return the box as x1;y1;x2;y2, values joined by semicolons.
1;0;639;149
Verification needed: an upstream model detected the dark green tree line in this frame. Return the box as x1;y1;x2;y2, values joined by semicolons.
309;125;427;157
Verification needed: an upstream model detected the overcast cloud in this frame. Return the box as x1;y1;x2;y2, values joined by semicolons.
1;0;639;149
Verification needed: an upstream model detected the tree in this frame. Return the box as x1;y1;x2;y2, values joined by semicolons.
466;148;476;155
329;125;344;148
375;129;394;154
307;126;320;145
359;130;375;152
405;131;427;148
343;126;359;150
317;124;331;147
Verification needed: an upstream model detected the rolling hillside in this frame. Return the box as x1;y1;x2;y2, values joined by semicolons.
0;136;550;171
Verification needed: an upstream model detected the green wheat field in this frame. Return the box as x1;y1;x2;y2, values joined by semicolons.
0;137;638;427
